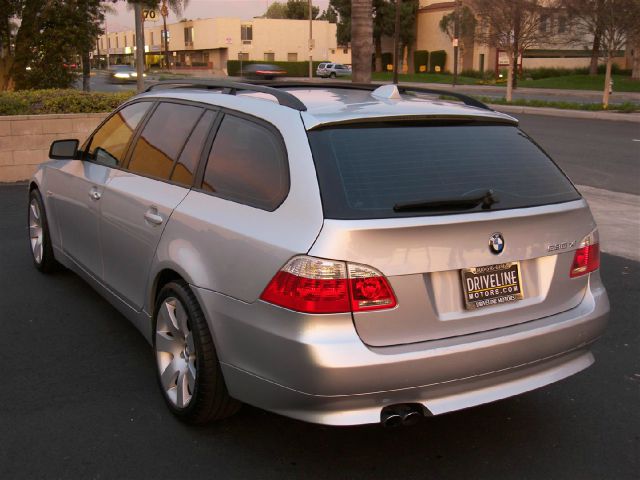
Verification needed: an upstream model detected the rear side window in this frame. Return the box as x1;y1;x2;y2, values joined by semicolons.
87;102;151;167
308;124;580;219
201;114;288;211
128;102;204;180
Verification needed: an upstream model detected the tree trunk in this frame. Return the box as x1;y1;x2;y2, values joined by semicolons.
506;52;514;102
602;55;613;108
407;41;415;74
351;0;373;83
402;44;408;74
590;29;601;76
82;50;90;92
375;35;382;72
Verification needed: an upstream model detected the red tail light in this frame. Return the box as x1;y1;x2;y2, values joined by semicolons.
570;232;600;278
260;256;397;314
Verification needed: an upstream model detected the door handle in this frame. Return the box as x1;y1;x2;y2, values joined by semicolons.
144;208;164;226
88;188;101;201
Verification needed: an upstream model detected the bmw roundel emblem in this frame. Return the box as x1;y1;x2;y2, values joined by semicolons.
489;233;505;255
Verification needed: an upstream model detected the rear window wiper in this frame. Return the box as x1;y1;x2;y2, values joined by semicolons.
393;190;500;212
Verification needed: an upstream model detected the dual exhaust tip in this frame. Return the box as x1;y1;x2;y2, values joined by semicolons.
381;404;424;427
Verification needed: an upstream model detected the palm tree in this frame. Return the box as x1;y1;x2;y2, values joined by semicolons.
351;0;373;83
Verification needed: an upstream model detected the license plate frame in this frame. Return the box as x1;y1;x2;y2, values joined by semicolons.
460;261;524;310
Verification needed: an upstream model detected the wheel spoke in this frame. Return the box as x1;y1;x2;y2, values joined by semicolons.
174;301;190;337
157;300;180;337
30;202;40;221
155;331;181;355
160;358;179;391
185;332;195;354
29;225;41;238
176;370;188;408
187;363;196;393
36;240;43;263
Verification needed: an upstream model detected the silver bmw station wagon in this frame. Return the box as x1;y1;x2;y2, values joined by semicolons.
28;81;609;427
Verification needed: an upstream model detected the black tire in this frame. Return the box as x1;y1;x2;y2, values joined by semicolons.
28;188;60;273
330;72;336;78
153;280;241;424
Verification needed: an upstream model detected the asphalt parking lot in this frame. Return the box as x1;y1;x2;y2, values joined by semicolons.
1;177;638;479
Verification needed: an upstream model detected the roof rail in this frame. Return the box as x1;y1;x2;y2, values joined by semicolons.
252;81;492;111
145;80;308;111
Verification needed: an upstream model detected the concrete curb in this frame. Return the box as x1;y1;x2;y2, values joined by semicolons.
490;104;640;122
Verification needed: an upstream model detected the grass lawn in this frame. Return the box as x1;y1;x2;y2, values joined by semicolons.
371;72;479;85
518;74;640;92
369;72;640;93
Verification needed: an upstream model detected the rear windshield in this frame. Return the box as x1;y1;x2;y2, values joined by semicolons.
307;123;580;219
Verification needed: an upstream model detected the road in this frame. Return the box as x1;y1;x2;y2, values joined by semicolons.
1;116;639;479
81;70;640;106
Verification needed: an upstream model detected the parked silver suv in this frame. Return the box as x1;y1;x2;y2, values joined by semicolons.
29;81;609;426
316;62;351;78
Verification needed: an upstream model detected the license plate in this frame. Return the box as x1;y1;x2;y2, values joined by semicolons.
460;262;524;310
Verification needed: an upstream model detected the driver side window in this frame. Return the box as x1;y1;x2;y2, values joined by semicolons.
86;101;152;168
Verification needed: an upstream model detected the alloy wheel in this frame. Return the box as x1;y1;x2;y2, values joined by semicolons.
29;199;44;264
155;297;197;409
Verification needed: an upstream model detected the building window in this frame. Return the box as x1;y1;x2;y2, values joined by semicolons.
150;32;154;45
264;52;275;62
287;52;297;62
108;37;111;48
238;52;249;61
115;36;119;48
184;26;194;46
539;14;550;33
343;47;349;54
557;16;567;33
241;24;253;45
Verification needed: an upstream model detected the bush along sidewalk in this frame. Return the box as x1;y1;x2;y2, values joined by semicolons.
0;89;135;116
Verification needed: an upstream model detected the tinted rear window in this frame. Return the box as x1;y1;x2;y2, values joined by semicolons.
308;124;580;219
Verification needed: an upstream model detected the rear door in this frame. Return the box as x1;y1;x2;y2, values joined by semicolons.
307;122;593;346
99;101;216;310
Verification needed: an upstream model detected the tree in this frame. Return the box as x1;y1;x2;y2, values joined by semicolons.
439;5;477;75
263;1;287;18
397;0;418;74
329;0;352;45
373;0;394;72
351;0;373;82
471;0;552;101
284;0;319;19
565;0;640;107
318;5;339;22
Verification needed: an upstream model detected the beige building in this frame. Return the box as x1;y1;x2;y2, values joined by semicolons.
95;17;337;75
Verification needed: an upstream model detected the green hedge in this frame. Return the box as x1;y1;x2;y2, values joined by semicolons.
430;50;447;73
414;50;429;73
227;60;329;77
0;89;135;116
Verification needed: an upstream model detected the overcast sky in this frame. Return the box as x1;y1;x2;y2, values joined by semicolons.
106;0;331;32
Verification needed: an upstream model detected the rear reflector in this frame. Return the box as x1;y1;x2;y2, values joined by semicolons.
570;231;600;278
260;256;397;314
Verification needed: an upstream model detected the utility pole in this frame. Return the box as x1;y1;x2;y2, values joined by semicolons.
393;0;400;84
105;18;110;70
162;0;170;69
134;3;145;93
308;0;313;79
452;0;460;86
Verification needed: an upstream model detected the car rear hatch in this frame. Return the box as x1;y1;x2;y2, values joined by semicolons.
306;120;595;347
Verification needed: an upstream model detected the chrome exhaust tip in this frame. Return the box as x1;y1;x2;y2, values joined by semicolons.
381;411;403;427
381;404;423;427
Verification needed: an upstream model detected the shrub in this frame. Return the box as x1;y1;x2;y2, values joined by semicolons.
430;50;447;73
0;89;135;116
227;60;330;77
414;50;429;73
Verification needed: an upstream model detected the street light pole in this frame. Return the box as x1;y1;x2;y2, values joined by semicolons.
134;3;145;93
393;0;400;85
162;0;170;70
308;0;313;79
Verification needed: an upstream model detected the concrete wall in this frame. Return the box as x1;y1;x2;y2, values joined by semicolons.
0;113;107;183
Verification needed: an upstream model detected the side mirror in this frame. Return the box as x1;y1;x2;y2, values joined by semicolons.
49;139;79;160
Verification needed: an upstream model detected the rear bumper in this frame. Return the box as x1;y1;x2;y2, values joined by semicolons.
192;273;609;425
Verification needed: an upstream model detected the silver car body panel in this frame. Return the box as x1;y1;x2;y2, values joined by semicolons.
30;85;609;425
